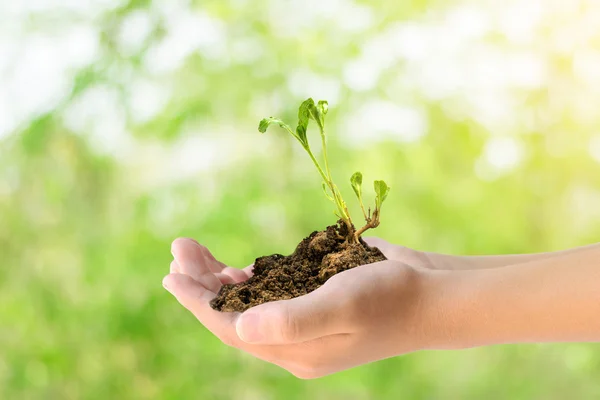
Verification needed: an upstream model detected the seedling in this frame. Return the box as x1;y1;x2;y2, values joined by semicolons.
259;98;390;243
211;97;390;312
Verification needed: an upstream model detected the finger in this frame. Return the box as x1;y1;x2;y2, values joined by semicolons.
221;266;250;283
364;238;435;270
163;272;215;303
196;243;229;273
162;273;241;344
225;264;254;282
170;260;180;274
162;273;305;367
362;236;387;248
178;238;229;273
363;237;397;259
215;272;236;285
171;238;222;293
235;282;349;345
214;262;253;283
242;264;254;278
184;239;250;282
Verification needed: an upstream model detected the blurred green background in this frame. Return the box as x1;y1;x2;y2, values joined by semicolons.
1;0;600;398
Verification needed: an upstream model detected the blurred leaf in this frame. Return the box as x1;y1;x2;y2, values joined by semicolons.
374;180;390;208
350;171;363;199
258;117;285;133
306;98;328;131
318;100;328;116
296;98;315;147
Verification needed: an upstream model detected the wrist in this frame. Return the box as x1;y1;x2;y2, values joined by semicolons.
416;268;481;350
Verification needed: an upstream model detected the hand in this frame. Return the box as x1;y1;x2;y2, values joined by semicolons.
163;238;448;379
363;237;437;269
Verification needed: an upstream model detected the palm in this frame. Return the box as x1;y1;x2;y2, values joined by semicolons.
163;237;420;378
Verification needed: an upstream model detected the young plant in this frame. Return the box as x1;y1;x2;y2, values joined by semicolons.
259;98;390;243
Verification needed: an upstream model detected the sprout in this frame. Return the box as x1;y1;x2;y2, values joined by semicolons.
374;180;390;211
259;98;390;242
350;171;367;220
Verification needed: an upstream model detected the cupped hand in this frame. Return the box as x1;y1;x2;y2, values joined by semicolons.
163;238;447;379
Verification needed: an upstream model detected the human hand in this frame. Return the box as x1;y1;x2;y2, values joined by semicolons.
363;237;437;269
163;238;450;379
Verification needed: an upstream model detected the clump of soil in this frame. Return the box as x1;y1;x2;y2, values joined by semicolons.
210;220;387;312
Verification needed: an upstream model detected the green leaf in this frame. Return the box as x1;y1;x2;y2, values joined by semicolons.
306;99;328;131
259;116;306;147
295;98;314;147
317;100;328;116
259;117;291;134
350;171;362;199
374;180;390;208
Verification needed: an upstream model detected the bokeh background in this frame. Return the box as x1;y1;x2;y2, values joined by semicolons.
1;0;600;398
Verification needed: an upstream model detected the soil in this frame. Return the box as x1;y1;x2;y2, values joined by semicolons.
210;220;387;312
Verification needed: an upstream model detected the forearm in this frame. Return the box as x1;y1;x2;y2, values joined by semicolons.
425;242;600;270
430;247;600;349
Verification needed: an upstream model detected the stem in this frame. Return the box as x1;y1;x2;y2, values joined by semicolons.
357;196;369;222
320;128;333;183
281;125;344;220
306;147;351;228
354;209;380;242
305;147;329;184
343;205;355;237
318;126;354;234
282;114;356;238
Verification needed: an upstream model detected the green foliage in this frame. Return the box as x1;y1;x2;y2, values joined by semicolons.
258;117;285;133
295;98;313;147
259;98;390;239
259;117;299;141
374;180;390;210
260;98;355;232
351;171;363;199
317;100;329;116
307;99;329;131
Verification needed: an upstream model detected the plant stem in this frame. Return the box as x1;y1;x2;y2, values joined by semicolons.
278;108;356;239
357;196;369;222
305;147;329;185
354;209;380;242
306;148;351;226
318;127;355;234
320;128;333;183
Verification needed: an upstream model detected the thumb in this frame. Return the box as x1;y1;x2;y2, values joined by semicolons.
235;285;349;345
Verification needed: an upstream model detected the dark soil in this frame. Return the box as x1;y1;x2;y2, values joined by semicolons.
210;220;387;312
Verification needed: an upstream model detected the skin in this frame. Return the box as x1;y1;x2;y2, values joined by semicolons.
162;237;600;379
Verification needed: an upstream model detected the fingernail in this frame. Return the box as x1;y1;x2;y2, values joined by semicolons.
237;313;263;343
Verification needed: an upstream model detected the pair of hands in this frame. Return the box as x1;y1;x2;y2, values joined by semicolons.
163;237;451;379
